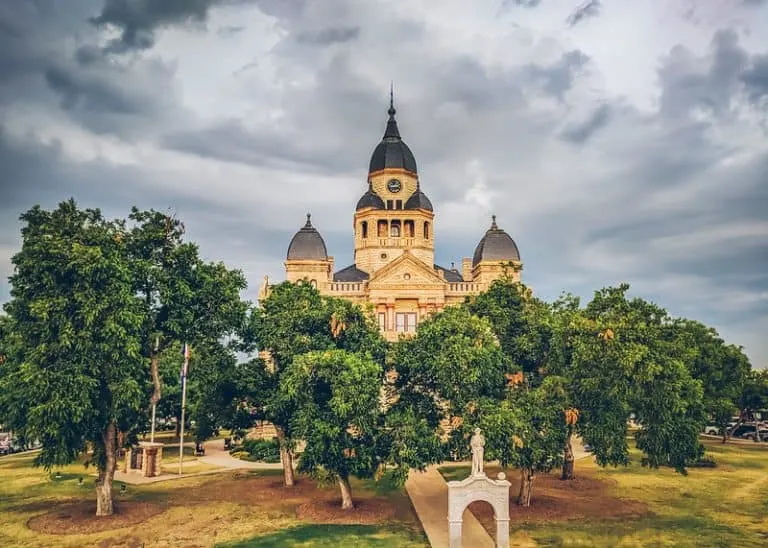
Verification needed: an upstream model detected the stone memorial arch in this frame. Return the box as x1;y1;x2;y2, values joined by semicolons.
447;428;511;548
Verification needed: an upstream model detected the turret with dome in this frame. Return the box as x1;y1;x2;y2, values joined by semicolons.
272;89;522;341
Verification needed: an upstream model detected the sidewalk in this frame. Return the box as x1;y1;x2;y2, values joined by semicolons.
115;438;284;485
406;466;494;548
197;438;283;470
405;438;593;547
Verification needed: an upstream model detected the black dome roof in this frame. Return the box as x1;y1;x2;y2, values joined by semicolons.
472;216;521;267
287;214;328;261
368;99;417;174
404;188;433;211
356;183;386;210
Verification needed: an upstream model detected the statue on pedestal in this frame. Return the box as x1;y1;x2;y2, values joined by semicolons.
470;428;485;477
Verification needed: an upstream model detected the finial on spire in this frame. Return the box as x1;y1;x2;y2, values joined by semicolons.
388;81;396;118
491;214;498;229
305;213;312;227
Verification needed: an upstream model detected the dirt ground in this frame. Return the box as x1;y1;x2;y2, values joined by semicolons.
27;501;165;535
25;472;403;536
466;466;650;535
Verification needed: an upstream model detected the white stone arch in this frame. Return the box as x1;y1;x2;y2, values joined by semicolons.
447;473;511;548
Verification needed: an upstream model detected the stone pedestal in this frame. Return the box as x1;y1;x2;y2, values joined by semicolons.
124;442;164;477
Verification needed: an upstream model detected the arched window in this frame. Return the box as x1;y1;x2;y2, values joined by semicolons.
377;220;388;237
404;220;415;237
310;279;318;289
361;221;368;239
390;221;401;237
424;222;430;239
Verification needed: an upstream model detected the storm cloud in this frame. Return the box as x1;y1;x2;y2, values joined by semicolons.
1;0;767;367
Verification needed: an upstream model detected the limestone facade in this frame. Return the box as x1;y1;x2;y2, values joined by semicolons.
262;97;523;341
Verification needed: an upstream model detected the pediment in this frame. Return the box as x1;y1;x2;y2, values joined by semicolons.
368;252;445;286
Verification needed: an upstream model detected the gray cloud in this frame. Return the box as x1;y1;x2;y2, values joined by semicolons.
501;0;542;8
560;102;612;143
91;0;227;52
524;50;590;101
566;0;601;27
741;54;768;105
658;29;749;120
295;26;360;45
1;0;767;368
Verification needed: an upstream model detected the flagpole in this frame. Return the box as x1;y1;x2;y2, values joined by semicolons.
150;336;159;443
178;343;189;475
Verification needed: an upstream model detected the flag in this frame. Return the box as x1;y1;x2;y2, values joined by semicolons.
180;343;191;380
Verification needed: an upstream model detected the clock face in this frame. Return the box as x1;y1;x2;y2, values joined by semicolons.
387;179;402;193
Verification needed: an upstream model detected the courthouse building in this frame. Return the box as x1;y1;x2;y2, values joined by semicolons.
259;97;522;341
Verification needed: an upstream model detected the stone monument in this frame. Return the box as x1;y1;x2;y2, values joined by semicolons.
123;441;164;478
447;428;511;548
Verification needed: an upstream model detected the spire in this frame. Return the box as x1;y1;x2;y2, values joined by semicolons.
491;214;498;230
383;83;401;139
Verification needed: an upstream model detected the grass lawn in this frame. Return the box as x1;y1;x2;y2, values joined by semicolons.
440;439;768;547
0;452;426;548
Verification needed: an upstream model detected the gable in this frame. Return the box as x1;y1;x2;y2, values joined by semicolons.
368;252;446;287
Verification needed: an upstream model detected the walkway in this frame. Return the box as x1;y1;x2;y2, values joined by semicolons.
198;438;283;470
115;438;284;485
406;437;593;547
406;466;494;548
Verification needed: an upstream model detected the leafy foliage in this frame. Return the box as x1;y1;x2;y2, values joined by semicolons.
236;438;281;463
281;350;383;505
0;201;146;470
391;306;506;425
479;376;569;473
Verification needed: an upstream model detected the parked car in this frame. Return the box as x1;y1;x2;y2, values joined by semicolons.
731;424;768;441
703;425;721;435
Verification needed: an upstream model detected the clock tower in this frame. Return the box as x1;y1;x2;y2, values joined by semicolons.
352;93;435;274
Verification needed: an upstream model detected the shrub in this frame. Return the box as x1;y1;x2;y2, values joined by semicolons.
688;455;717;468
232;438;281;463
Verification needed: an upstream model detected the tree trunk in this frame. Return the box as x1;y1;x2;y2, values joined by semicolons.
517;468;535;507
722;429;728;444
561;429;575;480
275;426;295;487
338;475;354;510
96;421;117;517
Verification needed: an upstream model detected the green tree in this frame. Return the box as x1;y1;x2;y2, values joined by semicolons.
125;208;247;439
479;376;568;506
669;319;750;441
738;369;768;441
465;278;551;374
710;397;738;443
248;282;385;486
392;306;507;430
281;349;383;509
0;201;145;516
582;285;706;474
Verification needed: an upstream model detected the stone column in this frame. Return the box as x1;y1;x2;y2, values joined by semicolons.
448;519;463;548
387;303;395;333
496;518;510;548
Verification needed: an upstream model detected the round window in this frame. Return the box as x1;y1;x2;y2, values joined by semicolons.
403;273;411;280
381;253;388;259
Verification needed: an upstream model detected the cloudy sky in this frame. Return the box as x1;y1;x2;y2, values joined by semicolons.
1;0;767;367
